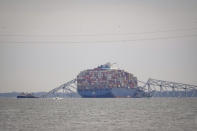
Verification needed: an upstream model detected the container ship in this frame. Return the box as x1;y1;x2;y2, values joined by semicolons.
77;63;147;98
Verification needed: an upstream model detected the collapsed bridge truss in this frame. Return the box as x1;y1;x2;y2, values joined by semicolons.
42;79;78;98
43;78;197;98
139;78;197;97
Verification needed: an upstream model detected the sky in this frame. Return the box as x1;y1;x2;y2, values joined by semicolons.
0;0;197;92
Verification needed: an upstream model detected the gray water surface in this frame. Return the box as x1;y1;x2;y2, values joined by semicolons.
0;98;197;131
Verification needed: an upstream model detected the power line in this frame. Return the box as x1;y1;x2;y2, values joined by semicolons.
0;33;197;44
0;27;197;37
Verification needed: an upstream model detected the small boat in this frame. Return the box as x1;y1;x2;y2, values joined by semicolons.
17;92;39;98
53;97;63;100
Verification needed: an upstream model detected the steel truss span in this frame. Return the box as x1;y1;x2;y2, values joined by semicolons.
140;78;197;97
42;79;78;98
43;78;197;98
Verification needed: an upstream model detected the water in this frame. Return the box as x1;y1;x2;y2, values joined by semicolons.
0;98;197;131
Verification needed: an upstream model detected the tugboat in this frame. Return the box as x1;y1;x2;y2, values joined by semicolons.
17;92;39;98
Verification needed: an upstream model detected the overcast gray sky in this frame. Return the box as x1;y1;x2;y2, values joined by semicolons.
0;0;197;92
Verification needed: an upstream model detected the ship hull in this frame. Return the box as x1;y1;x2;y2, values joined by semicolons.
77;88;146;98
17;96;38;98
77;88;114;98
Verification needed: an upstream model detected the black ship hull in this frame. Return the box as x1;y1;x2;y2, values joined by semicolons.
17;95;38;98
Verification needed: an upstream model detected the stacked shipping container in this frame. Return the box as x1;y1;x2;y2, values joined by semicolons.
77;68;138;90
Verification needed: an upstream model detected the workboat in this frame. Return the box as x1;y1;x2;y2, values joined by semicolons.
17;93;38;98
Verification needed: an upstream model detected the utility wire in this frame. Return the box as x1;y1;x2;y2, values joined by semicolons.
0;33;197;44
0;27;197;37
